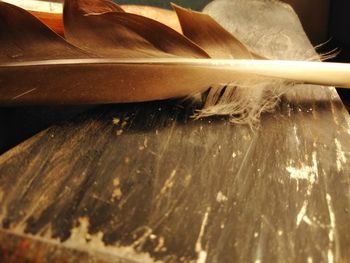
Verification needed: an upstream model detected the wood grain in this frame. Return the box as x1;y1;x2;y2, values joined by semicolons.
1;1;350;262
1;90;350;262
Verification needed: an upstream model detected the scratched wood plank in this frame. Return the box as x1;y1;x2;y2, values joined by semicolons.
1;0;350;262
1;91;350;263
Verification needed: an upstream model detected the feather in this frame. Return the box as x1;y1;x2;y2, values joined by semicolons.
1;0;350;125
172;3;259;59
1;0;184;36
1;58;350;105
171;3;268;123
196;0;339;124
63;0;209;58
121;5;183;34
0;2;89;63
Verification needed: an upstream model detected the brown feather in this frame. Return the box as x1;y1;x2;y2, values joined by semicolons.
67;0;124;14
63;0;209;58
0;2;89;63
122;5;182;33
1;1;350;110
25;4;182;36
28;10;64;36
172;3;259;59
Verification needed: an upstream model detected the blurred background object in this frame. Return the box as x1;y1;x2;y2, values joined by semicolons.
281;0;330;45
330;0;350;61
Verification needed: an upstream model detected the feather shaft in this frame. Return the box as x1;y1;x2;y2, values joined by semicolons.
1;58;350;106
1;58;350;86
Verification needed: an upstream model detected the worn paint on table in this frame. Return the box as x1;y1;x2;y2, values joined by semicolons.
1;0;350;262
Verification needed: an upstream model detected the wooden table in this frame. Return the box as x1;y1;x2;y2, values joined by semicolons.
1;1;350;262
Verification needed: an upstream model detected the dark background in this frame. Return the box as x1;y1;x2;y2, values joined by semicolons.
1;0;350;154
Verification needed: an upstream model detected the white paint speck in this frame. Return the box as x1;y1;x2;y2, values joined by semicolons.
293;125;300;146
154;236;166;252
216;192;228;203
286;153;318;187
232;152;237;158
112;117;120;125
159;170;177;196
195;207;210;263
342;111;350;135
288;152;318;226
286;166;314;181
326;194;335;242
334;138;347;172
328;250;334;263
64;218;154;262
302;215;314;226
326;193;336;263
297;203;308;226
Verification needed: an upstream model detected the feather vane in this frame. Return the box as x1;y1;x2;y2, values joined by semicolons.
1;0;350;123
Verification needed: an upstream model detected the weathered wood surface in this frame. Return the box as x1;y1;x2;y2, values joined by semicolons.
1;90;350;263
1;0;350;262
